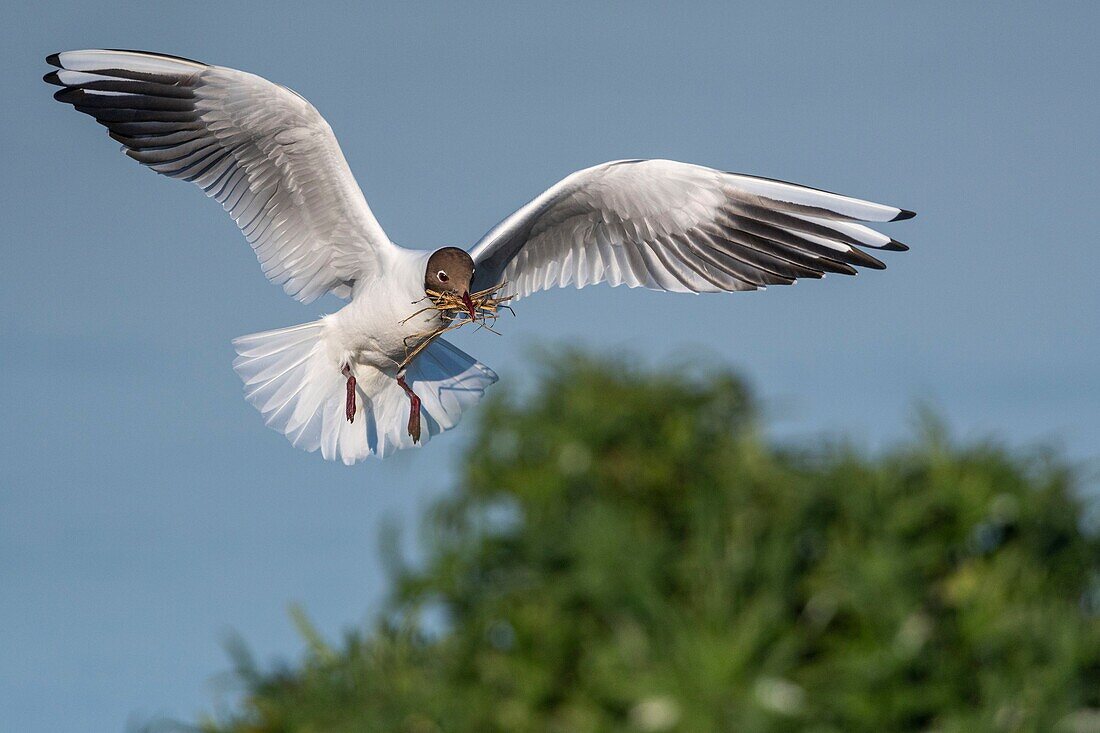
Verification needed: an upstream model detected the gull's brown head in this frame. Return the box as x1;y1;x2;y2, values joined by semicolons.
425;247;477;319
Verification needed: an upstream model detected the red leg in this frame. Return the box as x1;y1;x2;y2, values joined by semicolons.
396;374;422;443
342;364;357;423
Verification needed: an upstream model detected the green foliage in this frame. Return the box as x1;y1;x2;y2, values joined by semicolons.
199;352;1100;733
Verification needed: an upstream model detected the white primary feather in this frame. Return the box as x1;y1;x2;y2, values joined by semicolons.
470;159;913;300
46;49;396;303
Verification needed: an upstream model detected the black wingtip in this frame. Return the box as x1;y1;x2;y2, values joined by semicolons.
892;208;916;221
43;70;63;86
883;239;909;252
52;87;80;103
46;52;62;67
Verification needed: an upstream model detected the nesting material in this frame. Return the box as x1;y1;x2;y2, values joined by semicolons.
398;282;513;370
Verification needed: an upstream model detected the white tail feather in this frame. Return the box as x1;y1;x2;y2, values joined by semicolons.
232;322;497;464
367;338;499;457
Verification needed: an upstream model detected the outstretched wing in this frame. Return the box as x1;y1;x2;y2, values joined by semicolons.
469;159;914;299
46;49;396;303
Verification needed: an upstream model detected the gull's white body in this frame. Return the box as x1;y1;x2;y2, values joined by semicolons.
333;248;437;372
232;246;496;463
47;49;915;464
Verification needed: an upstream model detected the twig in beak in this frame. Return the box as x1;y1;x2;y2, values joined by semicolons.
397;282;514;372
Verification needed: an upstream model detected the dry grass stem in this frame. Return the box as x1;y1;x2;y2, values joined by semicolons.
398;282;514;371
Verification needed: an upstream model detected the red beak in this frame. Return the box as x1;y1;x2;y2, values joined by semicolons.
461;291;477;321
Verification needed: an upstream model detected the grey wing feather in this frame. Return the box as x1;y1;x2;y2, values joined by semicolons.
47;49;395;303
469;159;914;299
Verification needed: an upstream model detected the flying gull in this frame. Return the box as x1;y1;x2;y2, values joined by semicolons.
45;49;915;464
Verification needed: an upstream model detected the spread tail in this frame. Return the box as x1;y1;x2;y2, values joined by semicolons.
232;321;497;464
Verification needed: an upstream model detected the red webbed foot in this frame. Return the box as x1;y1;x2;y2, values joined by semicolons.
342;364;357;423
396;374;422;443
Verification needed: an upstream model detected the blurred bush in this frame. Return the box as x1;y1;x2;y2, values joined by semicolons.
199;352;1100;733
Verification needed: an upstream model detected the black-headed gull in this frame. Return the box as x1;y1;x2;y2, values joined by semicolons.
46;50;915;464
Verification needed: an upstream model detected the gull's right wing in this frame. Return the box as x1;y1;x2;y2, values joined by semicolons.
47;49;398;303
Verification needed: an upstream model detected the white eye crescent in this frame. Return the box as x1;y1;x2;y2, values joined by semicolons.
437;270;449;282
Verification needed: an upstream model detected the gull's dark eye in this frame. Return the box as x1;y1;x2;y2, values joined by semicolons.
437;270;449;283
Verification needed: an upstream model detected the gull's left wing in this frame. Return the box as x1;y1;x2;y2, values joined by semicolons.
469;159;914;299
46;49;397;303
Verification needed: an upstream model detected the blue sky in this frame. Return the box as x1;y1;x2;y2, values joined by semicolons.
2;2;1098;730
